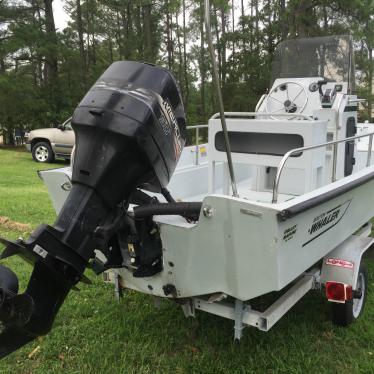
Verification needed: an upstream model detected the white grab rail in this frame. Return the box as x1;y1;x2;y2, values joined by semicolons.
211;112;313;121
272;131;374;203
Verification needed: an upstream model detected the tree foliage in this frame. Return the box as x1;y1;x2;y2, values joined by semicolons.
0;0;373;144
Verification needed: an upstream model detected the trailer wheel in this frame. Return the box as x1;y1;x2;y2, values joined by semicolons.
331;263;368;327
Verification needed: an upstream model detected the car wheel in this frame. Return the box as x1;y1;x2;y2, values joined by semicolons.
331;263;368;327
32;142;55;163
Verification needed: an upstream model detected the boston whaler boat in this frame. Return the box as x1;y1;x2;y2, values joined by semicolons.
0;1;372;357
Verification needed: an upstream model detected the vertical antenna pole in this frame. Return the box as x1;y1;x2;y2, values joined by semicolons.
204;0;238;197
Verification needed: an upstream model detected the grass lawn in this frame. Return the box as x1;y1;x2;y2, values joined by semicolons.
0;147;374;373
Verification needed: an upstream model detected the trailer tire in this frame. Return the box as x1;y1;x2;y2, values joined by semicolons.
331;263;368;327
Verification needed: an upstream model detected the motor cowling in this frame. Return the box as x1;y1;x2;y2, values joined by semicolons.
0;61;186;358
72;61;186;200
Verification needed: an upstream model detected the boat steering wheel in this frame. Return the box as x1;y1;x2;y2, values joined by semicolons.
265;81;308;118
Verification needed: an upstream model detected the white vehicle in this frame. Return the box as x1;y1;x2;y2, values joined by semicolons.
25;118;74;163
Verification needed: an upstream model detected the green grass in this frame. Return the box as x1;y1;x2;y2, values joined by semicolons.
0;148;58;226
0;147;374;373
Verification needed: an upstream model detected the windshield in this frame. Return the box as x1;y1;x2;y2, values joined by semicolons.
271;35;355;92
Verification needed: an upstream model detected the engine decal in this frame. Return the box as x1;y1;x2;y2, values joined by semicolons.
106;85;185;162
326;258;354;269
158;97;183;161
283;224;297;242
302;199;351;247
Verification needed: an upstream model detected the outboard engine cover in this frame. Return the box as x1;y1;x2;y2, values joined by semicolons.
0;61;186;358
73;61;186;198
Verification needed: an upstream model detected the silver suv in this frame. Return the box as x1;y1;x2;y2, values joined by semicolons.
26;118;75;163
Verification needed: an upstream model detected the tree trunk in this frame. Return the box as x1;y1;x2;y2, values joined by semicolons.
143;2;152;62
182;0;189;109
221;7;226;85
267;0;273;55
254;0;259;54
91;23;96;65
0;57;5;73
134;5;143;58
199;8;206;122
214;7;221;82
108;37;113;63
166;1;173;70
43;0;58;84
85;2;91;72
76;0;87;88
43;0;59;124
175;11;183;88
35;4;44;84
116;11;124;59
280;0;287;40
368;46;373;119
232;0;235;56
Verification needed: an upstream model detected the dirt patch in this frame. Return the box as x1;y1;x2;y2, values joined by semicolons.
0;216;32;232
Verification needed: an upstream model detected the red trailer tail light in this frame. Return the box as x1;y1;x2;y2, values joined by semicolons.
325;282;353;303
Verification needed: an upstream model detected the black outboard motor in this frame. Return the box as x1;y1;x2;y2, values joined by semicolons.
0;61;187;358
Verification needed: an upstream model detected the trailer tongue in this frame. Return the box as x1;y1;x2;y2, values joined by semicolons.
0;61;188;358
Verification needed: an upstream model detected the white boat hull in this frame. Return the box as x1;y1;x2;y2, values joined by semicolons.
40;161;374;301
117;165;374;301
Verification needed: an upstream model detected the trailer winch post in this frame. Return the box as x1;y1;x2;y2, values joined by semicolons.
204;0;238;197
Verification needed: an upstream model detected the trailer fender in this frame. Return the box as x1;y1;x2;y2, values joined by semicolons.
320;234;373;289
